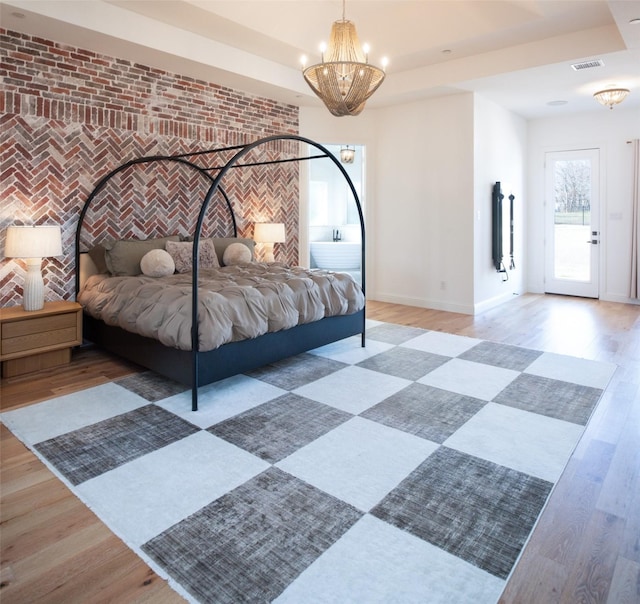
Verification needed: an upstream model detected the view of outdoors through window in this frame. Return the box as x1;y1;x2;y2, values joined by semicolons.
554;158;592;281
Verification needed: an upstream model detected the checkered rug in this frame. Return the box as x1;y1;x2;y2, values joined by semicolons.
1;321;617;603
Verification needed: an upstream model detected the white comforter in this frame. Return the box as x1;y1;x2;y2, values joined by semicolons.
78;262;364;352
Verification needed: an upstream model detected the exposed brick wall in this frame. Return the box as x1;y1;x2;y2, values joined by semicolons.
0;28;299;307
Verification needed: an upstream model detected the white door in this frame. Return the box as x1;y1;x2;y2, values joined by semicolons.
544;149;600;298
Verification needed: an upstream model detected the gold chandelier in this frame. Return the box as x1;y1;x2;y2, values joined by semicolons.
302;0;387;117
593;87;630;109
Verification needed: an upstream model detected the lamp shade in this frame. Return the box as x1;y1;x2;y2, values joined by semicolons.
5;225;62;259
254;223;285;243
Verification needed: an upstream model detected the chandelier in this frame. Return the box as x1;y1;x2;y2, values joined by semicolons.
340;145;355;163
593;87;630;109
302;0;387;117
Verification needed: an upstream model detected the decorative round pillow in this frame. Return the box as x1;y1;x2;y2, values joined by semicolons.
140;248;175;277
223;242;252;265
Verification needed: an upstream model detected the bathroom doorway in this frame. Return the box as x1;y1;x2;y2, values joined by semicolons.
308;143;365;284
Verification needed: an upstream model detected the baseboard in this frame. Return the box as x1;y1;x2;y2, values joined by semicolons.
370;292;474;315
473;291;519;315
599;293;640;305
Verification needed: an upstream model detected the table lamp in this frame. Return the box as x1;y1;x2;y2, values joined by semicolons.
253;223;285;262
4;225;63;311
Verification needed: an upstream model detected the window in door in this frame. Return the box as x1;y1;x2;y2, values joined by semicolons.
544;149;600;298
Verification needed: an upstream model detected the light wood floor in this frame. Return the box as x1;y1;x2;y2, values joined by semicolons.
1;293;639;603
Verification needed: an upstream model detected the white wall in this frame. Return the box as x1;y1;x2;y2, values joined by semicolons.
372;94;475;313
527;106;640;303
301;93;494;314
473;96;527;313
301;95;638;314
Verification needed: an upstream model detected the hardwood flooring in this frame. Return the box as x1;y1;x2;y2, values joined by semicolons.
1;293;639;603
1;348;182;602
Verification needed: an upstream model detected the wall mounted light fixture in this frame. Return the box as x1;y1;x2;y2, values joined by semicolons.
4;225;62;311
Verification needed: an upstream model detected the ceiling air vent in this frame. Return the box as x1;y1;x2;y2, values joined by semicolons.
571;59;604;71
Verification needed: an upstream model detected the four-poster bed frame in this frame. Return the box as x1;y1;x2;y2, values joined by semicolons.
75;135;366;410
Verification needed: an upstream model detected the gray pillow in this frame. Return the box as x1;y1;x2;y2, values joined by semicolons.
104;235;180;276
87;244;108;274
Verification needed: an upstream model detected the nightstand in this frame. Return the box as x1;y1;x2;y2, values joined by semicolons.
0;301;83;378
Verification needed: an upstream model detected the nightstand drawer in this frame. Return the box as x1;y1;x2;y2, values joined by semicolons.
0;302;83;371
2;325;79;356
1;313;80;356
2;311;77;339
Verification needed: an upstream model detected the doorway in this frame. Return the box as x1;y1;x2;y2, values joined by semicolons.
307;143;364;284
544;149;600;298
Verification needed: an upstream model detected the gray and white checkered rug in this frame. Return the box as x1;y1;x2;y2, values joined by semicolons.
1;320;616;603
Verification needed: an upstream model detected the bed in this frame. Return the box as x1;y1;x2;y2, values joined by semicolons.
75;135;366;410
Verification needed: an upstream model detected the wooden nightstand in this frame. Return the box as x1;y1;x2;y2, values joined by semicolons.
0;301;83;378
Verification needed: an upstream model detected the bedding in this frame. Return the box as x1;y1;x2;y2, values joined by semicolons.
78;262;365;353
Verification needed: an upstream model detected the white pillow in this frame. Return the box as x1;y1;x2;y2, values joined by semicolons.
140;249;175;277
223;242;252;265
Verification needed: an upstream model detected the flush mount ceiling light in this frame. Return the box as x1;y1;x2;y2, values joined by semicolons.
593;87;630;109
301;0;387;117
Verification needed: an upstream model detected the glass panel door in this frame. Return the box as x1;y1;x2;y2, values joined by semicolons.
544;149;600;298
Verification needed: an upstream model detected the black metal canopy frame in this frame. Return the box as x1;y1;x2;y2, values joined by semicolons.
75;134;366;410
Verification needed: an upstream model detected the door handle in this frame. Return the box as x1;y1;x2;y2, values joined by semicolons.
586;240;598;244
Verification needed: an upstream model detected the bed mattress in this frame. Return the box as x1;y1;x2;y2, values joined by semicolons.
78;263;365;352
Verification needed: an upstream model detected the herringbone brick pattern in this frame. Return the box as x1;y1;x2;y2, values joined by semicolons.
1;29;299;307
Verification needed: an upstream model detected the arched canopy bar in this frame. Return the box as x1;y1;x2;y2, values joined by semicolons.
189;134;366;409
75;154;236;296
76;135;366;411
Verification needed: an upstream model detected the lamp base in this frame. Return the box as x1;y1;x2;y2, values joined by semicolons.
263;243;275;263
23;258;45;311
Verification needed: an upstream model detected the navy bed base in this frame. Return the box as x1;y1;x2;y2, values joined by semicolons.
83;309;365;396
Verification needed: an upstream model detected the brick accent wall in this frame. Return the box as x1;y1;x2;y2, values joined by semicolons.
0;29;300;307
